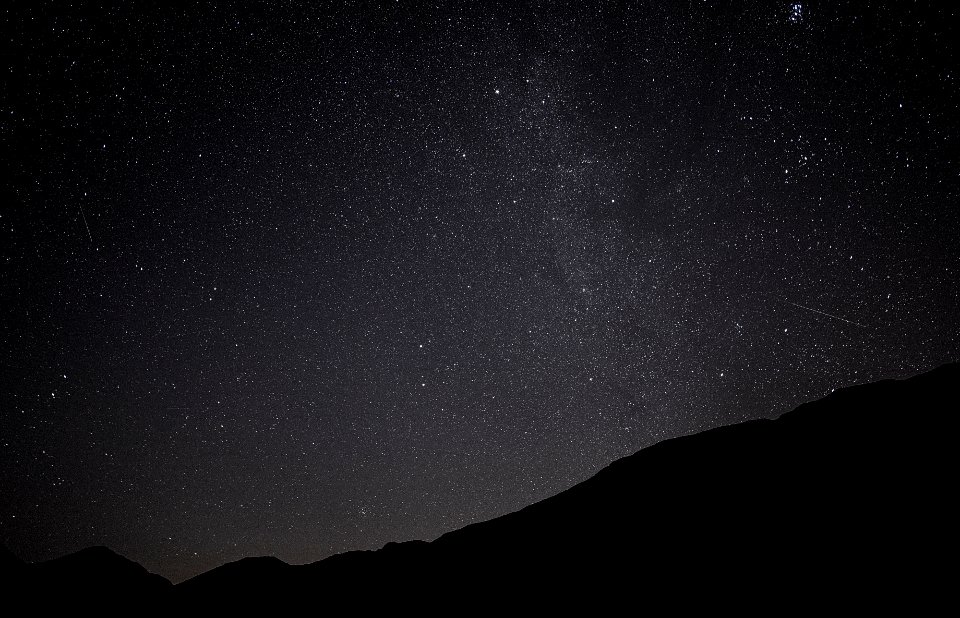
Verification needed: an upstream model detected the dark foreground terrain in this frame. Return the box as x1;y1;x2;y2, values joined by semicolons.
4;363;956;610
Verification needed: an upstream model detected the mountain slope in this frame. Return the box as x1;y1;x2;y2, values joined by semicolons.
179;362;957;607
285;362;955;606
9;363;956;609
6;545;172;610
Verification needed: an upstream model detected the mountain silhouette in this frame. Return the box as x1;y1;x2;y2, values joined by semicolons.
25;546;172;604
6;362;955;610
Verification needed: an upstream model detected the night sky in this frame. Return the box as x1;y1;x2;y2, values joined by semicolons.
2;1;958;583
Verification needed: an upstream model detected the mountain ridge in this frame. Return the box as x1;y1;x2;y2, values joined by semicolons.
6;362;956;609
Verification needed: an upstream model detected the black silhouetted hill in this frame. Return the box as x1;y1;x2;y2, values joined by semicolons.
9;363;956;610
12;546;172;609
175;556;289;598
0;543;27;586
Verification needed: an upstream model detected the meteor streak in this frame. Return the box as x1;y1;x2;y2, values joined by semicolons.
780;300;869;329
78;203;93;243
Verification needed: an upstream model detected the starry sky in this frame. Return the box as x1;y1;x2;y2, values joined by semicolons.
2;1;958;583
